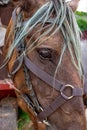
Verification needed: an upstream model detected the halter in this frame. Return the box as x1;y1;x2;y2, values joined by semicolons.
24;56;83;120
9;7;86;130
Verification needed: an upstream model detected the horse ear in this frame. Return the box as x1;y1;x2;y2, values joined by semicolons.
67;0;80;12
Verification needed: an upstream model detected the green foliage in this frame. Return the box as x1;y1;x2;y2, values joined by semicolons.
77;19;87;31
76;11;87;16
75;11;87;31
18;108;30;130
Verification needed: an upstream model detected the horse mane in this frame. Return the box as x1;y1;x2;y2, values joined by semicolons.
5;0;82;76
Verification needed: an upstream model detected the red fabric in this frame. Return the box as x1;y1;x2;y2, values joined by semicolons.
0;84;16;99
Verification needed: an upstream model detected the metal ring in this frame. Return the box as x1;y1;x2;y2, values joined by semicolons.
60;84;74;100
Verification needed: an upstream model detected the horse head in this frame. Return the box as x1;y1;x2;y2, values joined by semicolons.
3;0;87;130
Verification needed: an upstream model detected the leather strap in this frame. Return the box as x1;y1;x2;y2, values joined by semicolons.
24;56;83;96
24;56;65;91
38;95;66;121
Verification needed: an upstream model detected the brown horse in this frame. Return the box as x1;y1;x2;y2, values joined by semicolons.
0;0;20;26
0;0;20;79
3;0;87;130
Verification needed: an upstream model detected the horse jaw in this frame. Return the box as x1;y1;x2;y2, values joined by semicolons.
46;110;86;130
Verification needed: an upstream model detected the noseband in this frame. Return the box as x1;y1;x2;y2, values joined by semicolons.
10;8;86;129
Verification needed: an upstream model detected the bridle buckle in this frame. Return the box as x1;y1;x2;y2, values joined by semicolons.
60;84;74;100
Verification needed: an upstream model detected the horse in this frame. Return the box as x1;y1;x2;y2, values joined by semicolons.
0;0;20;26
0;0;20;79
2;0;87;130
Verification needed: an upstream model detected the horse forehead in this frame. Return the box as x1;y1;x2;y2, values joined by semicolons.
36;31;63;49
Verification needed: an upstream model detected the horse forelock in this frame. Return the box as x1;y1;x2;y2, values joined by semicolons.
6;0;82;77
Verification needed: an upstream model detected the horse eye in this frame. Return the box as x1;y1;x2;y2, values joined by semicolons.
37;48;52;60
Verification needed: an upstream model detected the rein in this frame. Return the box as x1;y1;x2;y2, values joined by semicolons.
8;7;87;130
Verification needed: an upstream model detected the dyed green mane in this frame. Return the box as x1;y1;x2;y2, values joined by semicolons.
6;0;82;76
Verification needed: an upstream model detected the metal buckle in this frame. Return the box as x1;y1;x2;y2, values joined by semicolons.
60;84;74;100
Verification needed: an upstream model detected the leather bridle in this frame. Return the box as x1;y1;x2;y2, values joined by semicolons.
24;56;83;121
9;7;87;129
